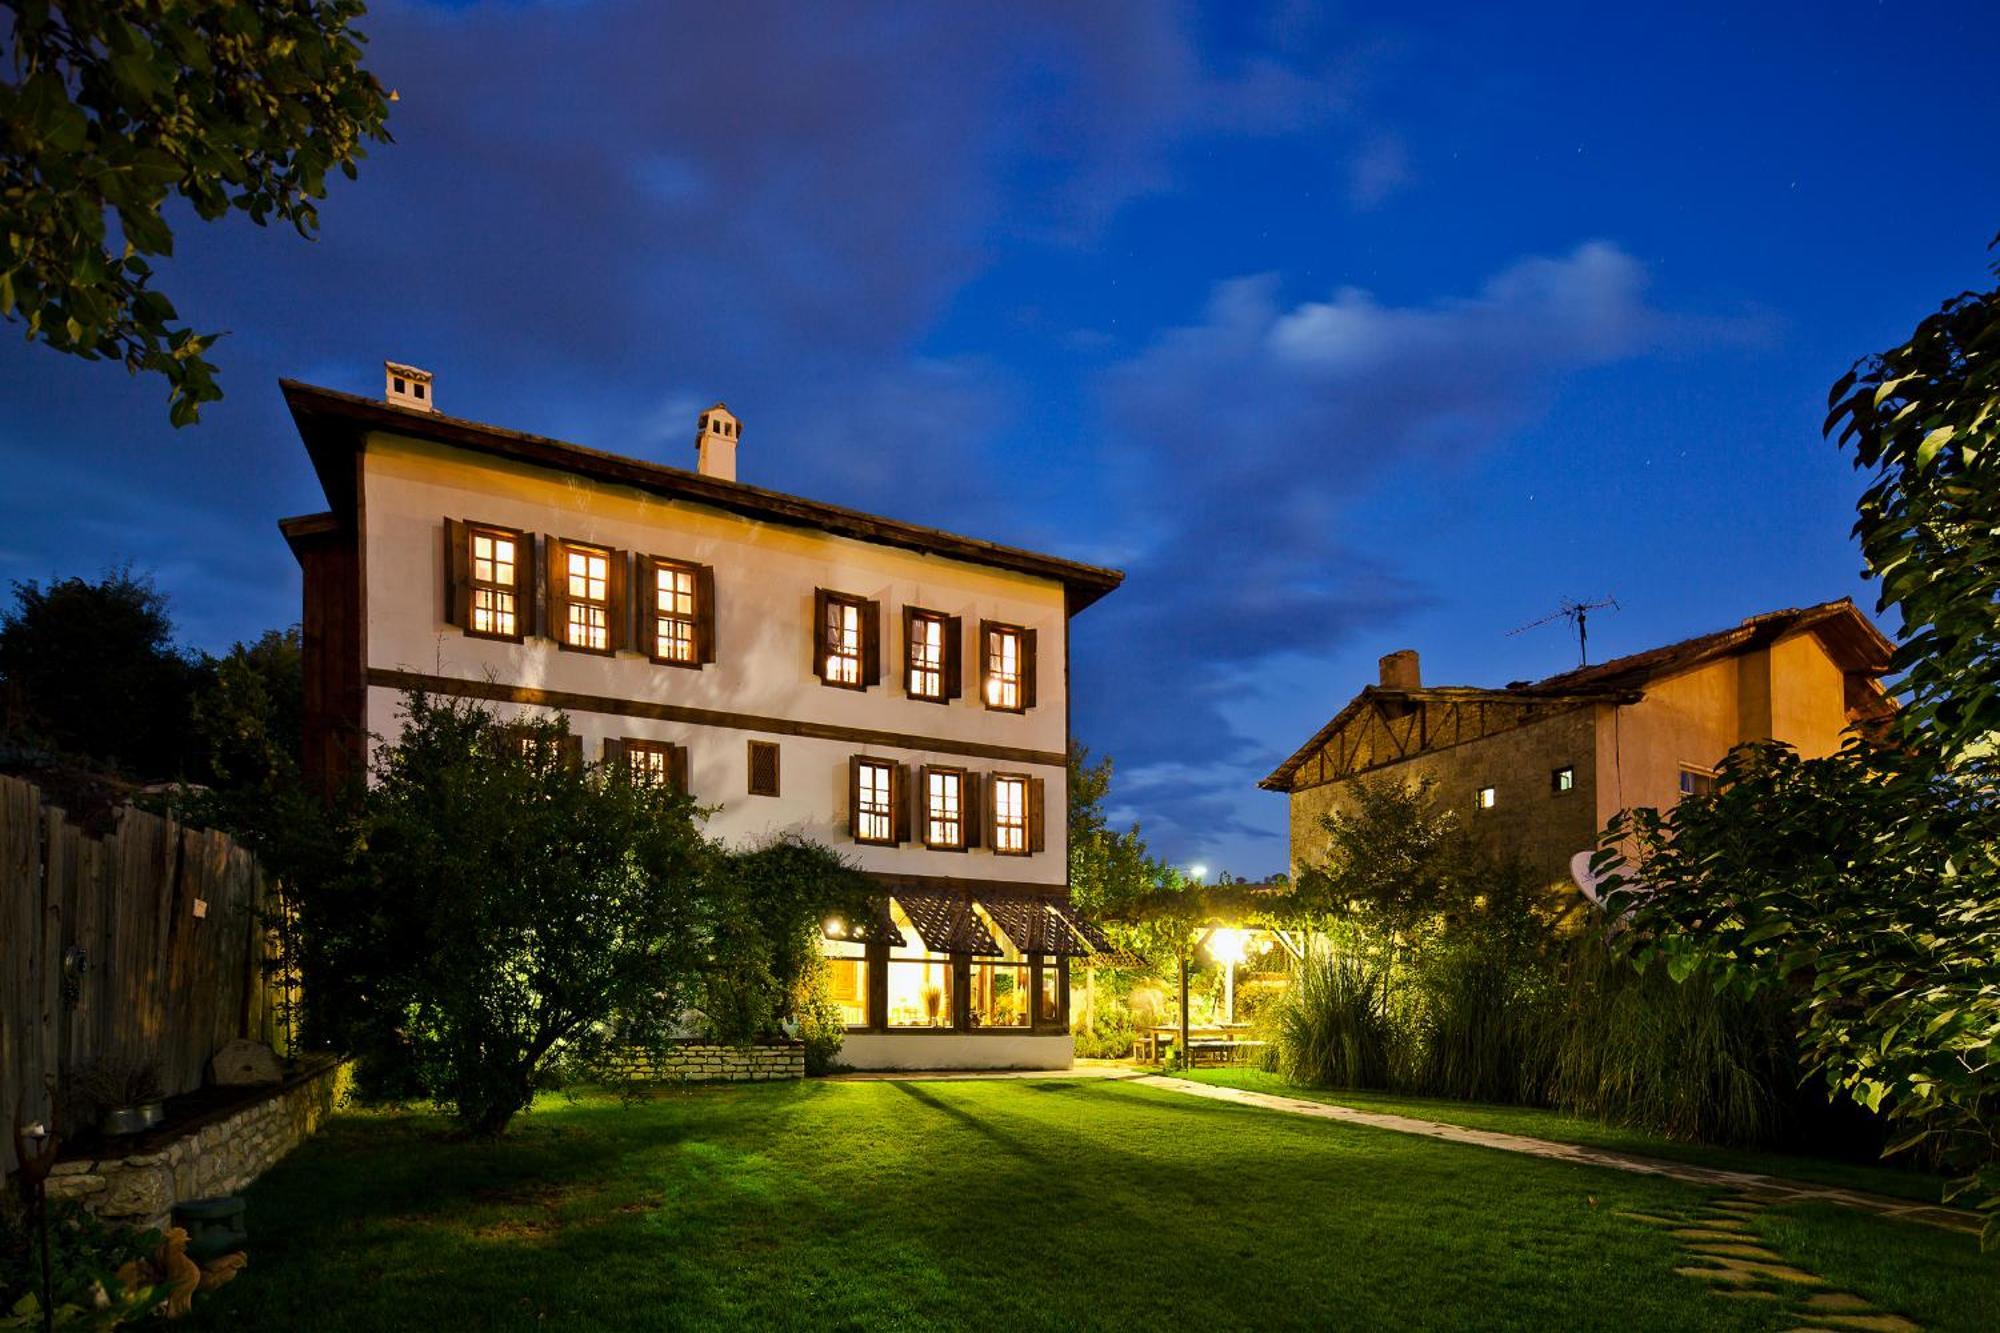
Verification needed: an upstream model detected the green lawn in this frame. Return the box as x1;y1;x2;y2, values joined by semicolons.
1176;1067;1951;1203
179;1078;1995;1331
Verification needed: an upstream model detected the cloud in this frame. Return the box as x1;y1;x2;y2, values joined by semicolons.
1074;242;1676;860
1346;131;1411;209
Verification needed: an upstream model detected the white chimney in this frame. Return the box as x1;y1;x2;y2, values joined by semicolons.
384;361;434;413
696;403;740;481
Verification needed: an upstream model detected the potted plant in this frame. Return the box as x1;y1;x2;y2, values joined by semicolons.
69;1060;166;1137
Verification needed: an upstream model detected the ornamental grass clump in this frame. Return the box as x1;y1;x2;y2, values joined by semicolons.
1269;944;1394;1090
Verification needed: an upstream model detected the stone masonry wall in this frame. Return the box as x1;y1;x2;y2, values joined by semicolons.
598;1041;804;1083
45;1060;350;1232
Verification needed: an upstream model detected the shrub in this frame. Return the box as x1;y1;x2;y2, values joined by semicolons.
1268;945;1394;1090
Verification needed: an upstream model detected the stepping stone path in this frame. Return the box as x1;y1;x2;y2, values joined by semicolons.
1619;1190;1921;1331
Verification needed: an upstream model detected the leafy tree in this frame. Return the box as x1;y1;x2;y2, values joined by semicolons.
0;568;204;778
192;625;301;795
302;696;714;1136
1604;235;2000;1241
1;0;392;424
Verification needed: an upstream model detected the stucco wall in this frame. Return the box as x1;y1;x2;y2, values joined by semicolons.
359;432;1067;882
837;1033;1073;1072
1288;705;1600;887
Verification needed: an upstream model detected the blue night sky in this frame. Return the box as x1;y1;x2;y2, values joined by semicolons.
2;2;1996;876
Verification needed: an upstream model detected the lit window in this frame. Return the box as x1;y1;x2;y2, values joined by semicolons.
622;739;680;791
824;596;862;686
967;903;1029;1029
654;562;697;663
1036;957;1063;1025
470;530;517;638
1552;766;1575;794
983;623;1023;710
824;940;869;1028
1476;786;1497;810
993;775;1028;855
563;545;611;651
886;899;952;1029
925;767;964;850
907;611;946;700
854;759;894;844
1679;767;1718;799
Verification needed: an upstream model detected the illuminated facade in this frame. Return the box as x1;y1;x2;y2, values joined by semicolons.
279;371;1122;1070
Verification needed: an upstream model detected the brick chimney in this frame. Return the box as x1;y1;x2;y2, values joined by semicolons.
1378;649;1421;691
696;403;740;481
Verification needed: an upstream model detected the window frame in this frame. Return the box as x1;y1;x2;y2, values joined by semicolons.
851;756;900;846
978;619;1035;713
746;740;780;797
903;606;960;704
922;764;970;852
642;554;714;669
551;537;619;656
990;772;1031;857
607;737;688;793
1679;766;1718;799
455;520;533;644
816;589;876;691
1551;765;1576;795
1475;785;1497;811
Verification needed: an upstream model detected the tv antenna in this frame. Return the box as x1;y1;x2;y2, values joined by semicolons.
1510;597;1621;667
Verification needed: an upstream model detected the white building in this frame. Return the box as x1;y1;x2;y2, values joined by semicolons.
278;366;1122;1070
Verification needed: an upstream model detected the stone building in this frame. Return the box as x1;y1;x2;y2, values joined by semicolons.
278;364;1123;1070
1260;600;1894;887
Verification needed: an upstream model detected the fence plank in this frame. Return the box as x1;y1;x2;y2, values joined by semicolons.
0;781;283;1179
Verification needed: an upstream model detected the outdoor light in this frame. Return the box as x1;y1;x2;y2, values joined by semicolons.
824;916;846;939
1206;927;1249;966
1188;863;1208;882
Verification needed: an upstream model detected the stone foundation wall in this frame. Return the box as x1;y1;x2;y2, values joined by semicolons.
598;1041;804;1083
46;1060;350;1231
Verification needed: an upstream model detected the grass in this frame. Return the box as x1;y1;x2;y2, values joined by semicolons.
178;1078;1995;1331
1177;1067;1953;1203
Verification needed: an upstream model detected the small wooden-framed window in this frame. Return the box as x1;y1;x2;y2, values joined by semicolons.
922;765;979;852
603;737;689;793
903;607;961;703
1551;765;1575;794
979;620;1037;712
547;538;625;655
747;740;780;797
1476;785;1497;811
501;725;582;769
989;773;1031;856
445;519;536;642
1679;766;1717;799
815;589;880;690
849;756;904;846
643;556;715;668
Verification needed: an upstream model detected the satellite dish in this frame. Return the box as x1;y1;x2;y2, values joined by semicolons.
1570;850;1606;906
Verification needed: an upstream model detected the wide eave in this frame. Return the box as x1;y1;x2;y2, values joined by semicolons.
278;379;1124;614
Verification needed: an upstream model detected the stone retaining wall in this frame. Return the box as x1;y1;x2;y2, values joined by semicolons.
598;1041;804;1083
46;1060;350;1231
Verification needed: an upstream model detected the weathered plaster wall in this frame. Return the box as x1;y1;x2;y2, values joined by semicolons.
1287;706;1600;887
46;1061;350;1232
360;432;1068;883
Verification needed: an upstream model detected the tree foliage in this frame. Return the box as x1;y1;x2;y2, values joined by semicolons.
1;0;392;423
0;568;203;777
1604;236;2000;1241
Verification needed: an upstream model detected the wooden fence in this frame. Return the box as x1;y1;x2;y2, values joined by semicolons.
1;774;289;1179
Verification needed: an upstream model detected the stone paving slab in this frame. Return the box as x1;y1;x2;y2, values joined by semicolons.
1133;1075;1980;1236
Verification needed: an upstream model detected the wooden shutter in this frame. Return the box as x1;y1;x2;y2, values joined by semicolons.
963;771;982;850
917;764;935;846
669;744;691;795
901;605;918;697
602;737;625;770
518;532;540;638
847;754;863;840
1028;775;1046;853
560;733;583;770
608;550;631;652
747;740;779;796
861;598;882;687
813;588;831;681
443;518;470;628
893;762;912;844
1022;627;1039;710
944;614;963;700
983;773;998;848
695;564;717;664
545;538;571;646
